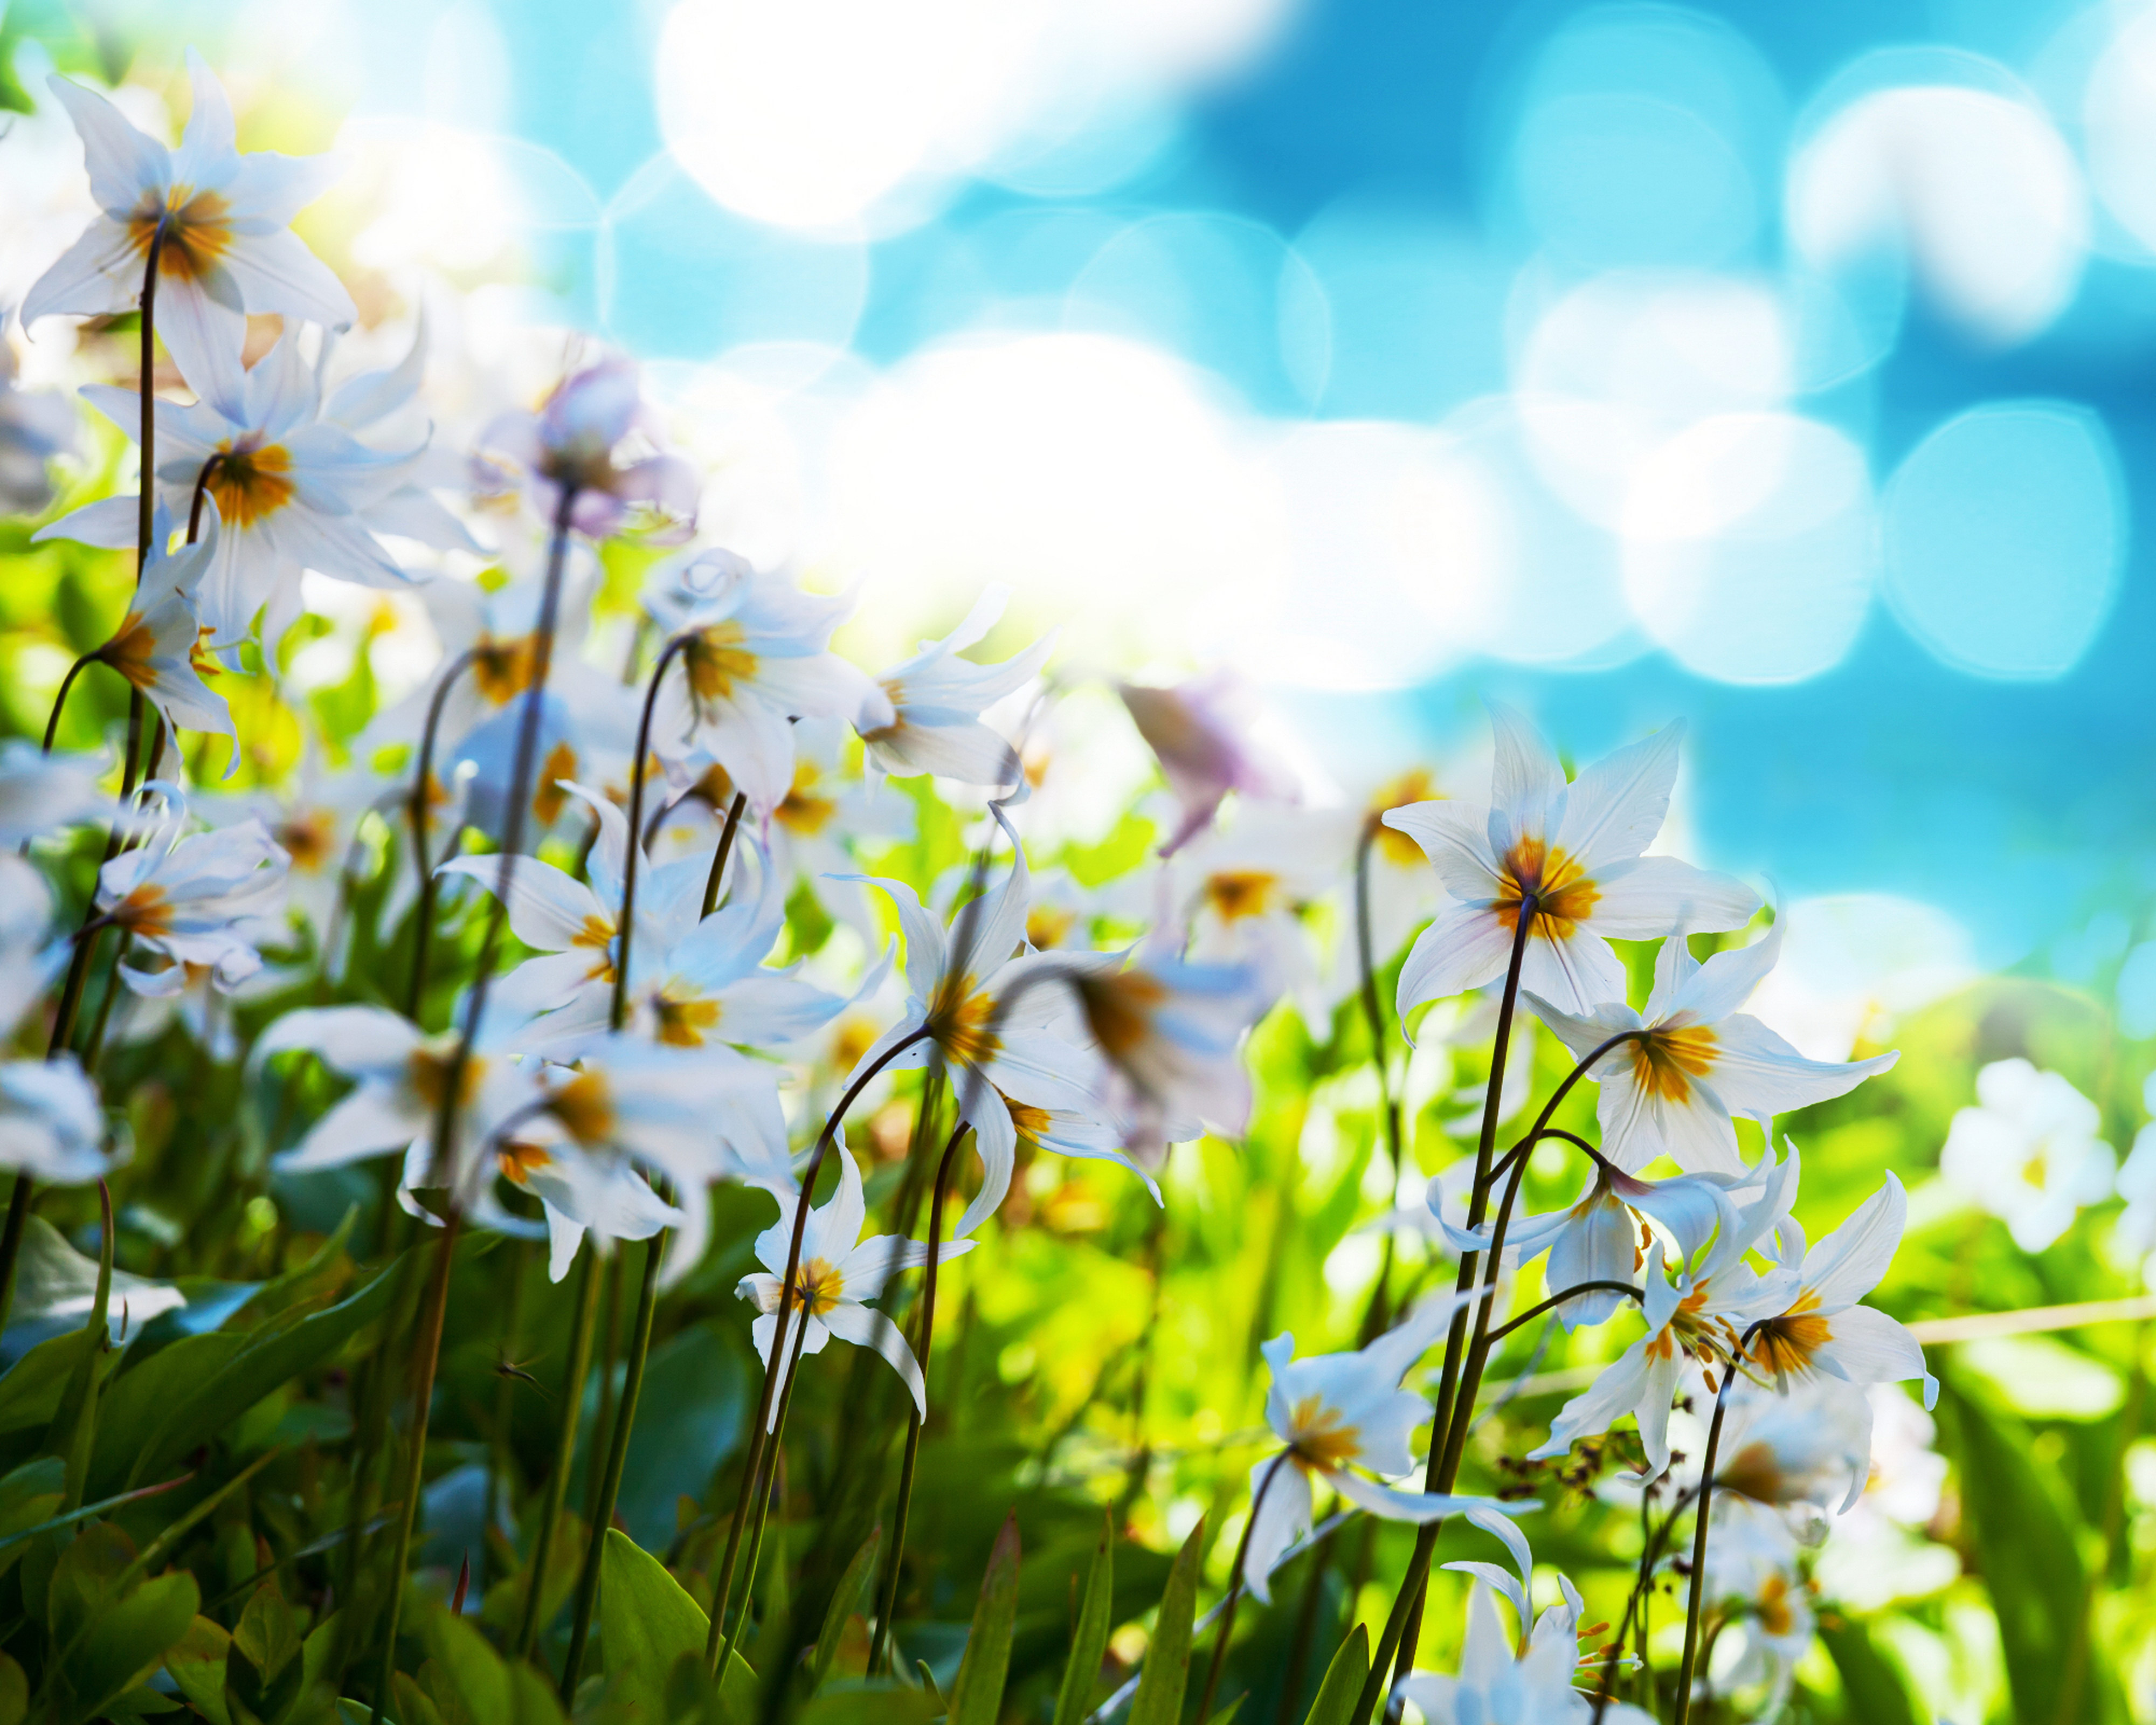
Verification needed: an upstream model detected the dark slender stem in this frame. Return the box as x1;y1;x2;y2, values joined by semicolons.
716;1309;812;1682
583;1253;624;1533
869;1121;970;1674
703;1024;936;1676
561;1226;666;1698
367;1209;462;1725
610;633;690;1028
185;452;225;542
137;227;161;568
39;656;95;756
512;1244;602;1660
1196;1452;1291;1723
1353;828;1402;1344
1487;1281;1643;1346
405;650;475;1022
702;791;748;920
1673;1360;1744;1725
0;1176;32;1335
484;1238;529;1592
1593;1485;1691;1723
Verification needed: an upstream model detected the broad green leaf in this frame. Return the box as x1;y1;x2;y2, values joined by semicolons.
808;1528;881;1695
1051;1514;1114;1725
1818;1618;1919;1725
0;1330;99;1440
227;1576;308;1725
0;1652;23;1725
946;1511;1020;1725
418;1606;512;1724
114;1254;404;1492
0;1455;63;1581
47;1521;134;1645
1129;1520;1204;1725
1302;1625;1367;1725
50;1568;198;1725
2;1218;182;1356
795;1685;941;1725
163;1617;233;1725
506;1663;568;1725
222;1209;357;1335
45;1203;112;1511
598;1529;755;1721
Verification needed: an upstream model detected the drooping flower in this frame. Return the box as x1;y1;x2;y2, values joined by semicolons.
735;1143;971;1423
645;549;882;818
94;807;290;993
43;334;420;649
86;501;234;771
1525;923;1899;1176
477;357;696;542
23;50;355;408
1243;1299;1530;1603
1117;667;1298;857
856;588;1053;788
0;1058;111;1185
0;741;105;846
1384;703;1760;1018
1939;1057;2114;1252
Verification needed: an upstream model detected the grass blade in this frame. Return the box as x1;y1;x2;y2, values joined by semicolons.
1129;1519;1204;1725
946;1510;1020;1725
1052;1513;1114;1725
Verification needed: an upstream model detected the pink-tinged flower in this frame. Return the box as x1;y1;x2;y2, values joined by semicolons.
1525;923;1899;1176
1385;704;1760;1018
646;548;882;818
856;588;1052;788
1243;1296;1528;1603
87;501;234;771
43;334;421;650
23;50;354;409
95;809;289;992
1118;667;1298;857
477;357;696;542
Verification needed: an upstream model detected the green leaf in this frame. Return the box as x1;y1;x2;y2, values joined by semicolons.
0;1652;25;1725
418;1607;512;1725
227;1576;308;1725
45;1198;113;1511
795;1685;941;1725
2;1217;183;1355
946;1511;1020;1725
0;1455;64;1581
1818;1618;1919;1725
111;1252;404;1492
1051;1514;1114;1725
808;1528;881;1695
1129;1519;1204;1725
599;1529;755;1721
1301;1625;1367;1725
163;1617;233;1725
50;1568;199;1725
1943;1381;2084;1724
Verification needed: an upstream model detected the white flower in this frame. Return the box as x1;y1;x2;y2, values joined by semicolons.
1526;922;1899;1176
0;335;77;514
646;549;881;818
23;50;354;409
86;502;234;771
1940;1057;2114;1252
1243;1300;1529;1604
94;809;289;992
1699;1510;1814;1715
43;334;420;650
1384;703;1760;1018
1172;805;1333;1024
2116;1120;2156;1270
0;741;105;846
735;1144;970;1423
857;588;1053;788
478;357;696;541
1116;668;1298;857
0;1059;110;1185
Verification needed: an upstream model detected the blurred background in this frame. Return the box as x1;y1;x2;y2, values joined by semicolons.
4;0;2151;1008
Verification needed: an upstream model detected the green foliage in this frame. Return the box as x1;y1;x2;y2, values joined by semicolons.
1301;1624;1367;1725
1050;1516;1113;1725
945;1512;1019;1725
598;1530;756;1722
1129;1520;1204;1725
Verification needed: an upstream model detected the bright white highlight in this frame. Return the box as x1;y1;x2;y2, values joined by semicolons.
1787;85;2088;346
1884;401;2125;681
1745;894;1976;1063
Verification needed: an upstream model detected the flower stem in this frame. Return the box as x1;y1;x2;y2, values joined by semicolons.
702;792;748;920
610;633;690;1028
702;1024;935;1678
868;1120;969;1674
716;1309;812;1685
561;1227;666;1699
511;1244;603;1660
1352;828;1402;1343
1485;1280;1644;1345
38;656;95;756
484;1237;530;1592
366;1208;461;1725
582;1252;624;1533
1196;1451;1291;1723
405;648;475;1023
1671;1365;1740;1725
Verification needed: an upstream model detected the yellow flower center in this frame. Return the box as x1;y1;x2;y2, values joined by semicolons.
278;811;337;874
206;440;295;530
132;186;234;282
1205;870;1279;922
531;741;579;825
1006;1095;1052;1152
498;1140;553;1185
113;881;170;937
776;762;838;837
1288;1396;1361;1473
793;1257;844;1318
929;978;1000;1067
1369;767;1441;870
1717;1440;1785;1507
687;620;760;702
1025;903;1076;950
100;615;159;693
1495;835;1599;939
1747;1291;1834;1382
1629;1023;1719;1103
1074;969;1166;1060
408;1044;485;1114
471;633;537;706
655;989;721;1047
547;1071;614;1145
1756;1572;1796;1638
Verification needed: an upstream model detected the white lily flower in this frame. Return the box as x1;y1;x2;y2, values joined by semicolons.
42;334;420;650
94;807;289;992
0;1058;111;1185
1737;1173;1938;1412
1524;923;1899;1176
1698;1509;1814;1715
0;336;77;514
735;1143;972;1423
1940;1057;2114;1252
260;1004;542;1205
1116;667;1298;857
1384;703;1760;1019
87;502;234;772
857;587;1053;788
0;740;105;845
1529;1150;1801;1477
646;548;882;818
1243;1298;1531;1604
1173;805;1335;1026
1709;1375;1878;1523
23;50;354;408
478;357;696;542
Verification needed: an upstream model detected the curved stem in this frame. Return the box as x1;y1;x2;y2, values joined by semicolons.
610;633;690;1029
366;1209;461;1725
1196;1451;1291;1724
561;1225;666;1698
702;1023;936;1676
39;656;96;756
405;649;475;1021
1353;828;1402;1344
702;791;748;920
868;1120;970;1674
510;1245;603;1660
1672;1358;1744;1725
137;225;162;575
1487;1281;1643;1346
185;452;225;543
1592;1484;1692;1723
715;1309;812;1686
